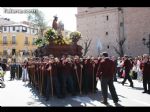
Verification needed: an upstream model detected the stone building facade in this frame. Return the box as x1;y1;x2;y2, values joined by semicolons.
76;7;150;57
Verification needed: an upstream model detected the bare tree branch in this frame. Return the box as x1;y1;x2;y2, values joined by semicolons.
113;37;126;57
83;38;92;56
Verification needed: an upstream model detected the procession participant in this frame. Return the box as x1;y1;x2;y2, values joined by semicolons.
137;56;143;82
51;57;63;98
21;60;29;84
88;56;95;93
82;56;93;94
15;61;20;80
111;56;118;82
82;56;89;94
41;57;49;97
96;52;119;105
116;57;122;78
18;62;22;80
10;59;16;80
0;60;7;81
73;55;83;95
93;57;99;93
140;54;150;94
27;58;33;85
45;59;52;101
121;55;134;88
39;58;44;95
34;58;40;90
29;59;35;87
90;57;96;93
61;57;75;97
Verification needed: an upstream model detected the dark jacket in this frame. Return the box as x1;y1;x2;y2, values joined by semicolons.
123;59;132;72
97;57;115;79
140;61;150;79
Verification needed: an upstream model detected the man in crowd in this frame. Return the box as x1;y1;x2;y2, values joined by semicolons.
97;52;119;105
140;54;150;94
121;55;134;88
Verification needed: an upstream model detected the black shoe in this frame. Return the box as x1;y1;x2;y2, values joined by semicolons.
142;91;147;93
100;101;108;105
147;91;150;94
71;92;77;96
114;79;117;82
57;96;64;99
121;82;124;86
114;100;118;104
46;98;49;101
130;84;134;88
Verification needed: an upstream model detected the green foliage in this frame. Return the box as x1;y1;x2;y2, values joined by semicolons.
34;28;82;46
70;31;82;41
63;36;72;45
34;38;49;47
44;28;58;41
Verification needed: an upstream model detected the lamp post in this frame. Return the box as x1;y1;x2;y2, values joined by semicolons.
142;34;150;55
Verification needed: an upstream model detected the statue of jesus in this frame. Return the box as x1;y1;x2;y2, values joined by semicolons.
52;15;58;31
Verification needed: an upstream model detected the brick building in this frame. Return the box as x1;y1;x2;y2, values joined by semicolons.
76;7;150;57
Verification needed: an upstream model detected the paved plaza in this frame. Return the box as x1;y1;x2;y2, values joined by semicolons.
0;71;150;107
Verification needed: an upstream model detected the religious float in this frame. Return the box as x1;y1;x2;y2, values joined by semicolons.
34;16;82;57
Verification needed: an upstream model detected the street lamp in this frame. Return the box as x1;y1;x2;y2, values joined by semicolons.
142;34;150;55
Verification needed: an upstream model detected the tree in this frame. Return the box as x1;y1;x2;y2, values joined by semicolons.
113;7;126;57
113;37;126;57
82;37;92;56
27;9;47;38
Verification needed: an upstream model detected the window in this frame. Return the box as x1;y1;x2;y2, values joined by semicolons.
3;50;7;55
106;15;109;21
106;32;108;35
22;26;27;32
120;22;123;27
118;7;122;11
4;27;7;31
0;26;2;31
25;37;28;44
12;36;16;44
3;36;7;44
13;26;15;31
32;38;35;45
107;45;109;49
12;49;16;55
16;26;20;32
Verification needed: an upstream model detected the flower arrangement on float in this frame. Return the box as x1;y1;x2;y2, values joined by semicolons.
34;28;82;47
